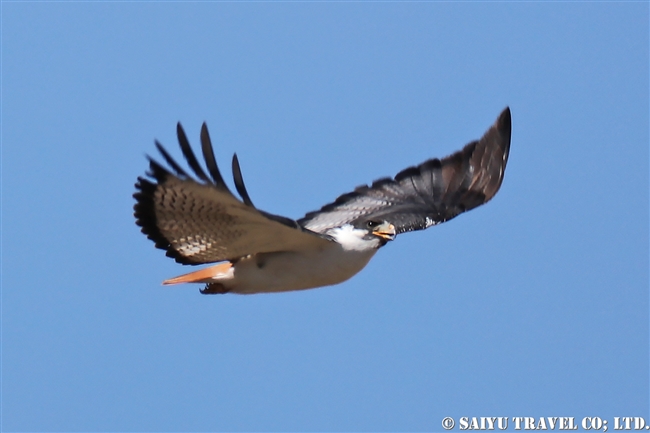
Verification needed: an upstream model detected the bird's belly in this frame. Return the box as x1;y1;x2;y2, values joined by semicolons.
228;246;377;294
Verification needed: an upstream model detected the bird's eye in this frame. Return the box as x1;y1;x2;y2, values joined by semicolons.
366;221;379;228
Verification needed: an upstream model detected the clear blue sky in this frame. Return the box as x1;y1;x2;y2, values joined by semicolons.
2;2;648;431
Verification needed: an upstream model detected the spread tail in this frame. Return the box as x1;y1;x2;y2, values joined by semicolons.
162;262;233;285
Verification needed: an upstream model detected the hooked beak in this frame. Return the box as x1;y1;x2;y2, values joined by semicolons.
372;222;396;241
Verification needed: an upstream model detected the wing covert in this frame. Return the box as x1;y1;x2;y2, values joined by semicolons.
299;107;512;235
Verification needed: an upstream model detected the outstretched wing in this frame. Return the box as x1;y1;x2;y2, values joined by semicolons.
134;123;332;265
299;107;512;235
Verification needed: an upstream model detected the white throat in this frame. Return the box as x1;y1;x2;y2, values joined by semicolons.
326;224;381;252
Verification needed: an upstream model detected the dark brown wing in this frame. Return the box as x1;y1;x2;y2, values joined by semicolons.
134;123;332;265
299;107;511;234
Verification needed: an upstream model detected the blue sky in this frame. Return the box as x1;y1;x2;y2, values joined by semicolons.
2;2;648;431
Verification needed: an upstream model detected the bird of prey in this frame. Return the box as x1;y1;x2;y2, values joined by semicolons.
134;108;511;295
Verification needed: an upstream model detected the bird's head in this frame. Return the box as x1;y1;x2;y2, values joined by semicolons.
362;220;396;243
327;220;396;251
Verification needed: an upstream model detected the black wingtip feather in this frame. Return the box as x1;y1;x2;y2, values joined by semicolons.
200;122;233;195
146;157;174;182
154;140;189;178
232;153;256;207
497;106;512;162
177;122;211;183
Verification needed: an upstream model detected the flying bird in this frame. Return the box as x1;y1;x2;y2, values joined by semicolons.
134;108;511;295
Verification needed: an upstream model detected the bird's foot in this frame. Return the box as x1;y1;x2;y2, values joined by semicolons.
200;283;230;295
